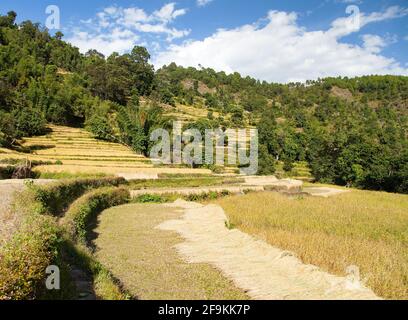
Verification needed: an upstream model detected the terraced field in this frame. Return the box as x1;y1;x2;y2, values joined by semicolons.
0;124;313;179
0;125;212;178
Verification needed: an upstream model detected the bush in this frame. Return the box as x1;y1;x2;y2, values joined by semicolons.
133;194;166;203
0;213;62;300
0;165;15;179
31;177;126;216
13;107;47;137
0;188;65;300
0;177;127;299
62;187;130;243
186;190;230;202
86;115;114;141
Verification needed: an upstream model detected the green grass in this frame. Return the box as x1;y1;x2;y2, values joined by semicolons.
129;177;243;189
131;190;232;204
36;171;108;179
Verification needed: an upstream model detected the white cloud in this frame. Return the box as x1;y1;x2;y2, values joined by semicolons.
328;5;407;38
68;29;139;57
153;3;187;23
197;0;214;7
67;3;189;56
361;34;386;53
362;34;397;54
120;8;150;25
154;7;408;83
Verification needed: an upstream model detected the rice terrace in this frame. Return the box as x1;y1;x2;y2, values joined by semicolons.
1;0;408;310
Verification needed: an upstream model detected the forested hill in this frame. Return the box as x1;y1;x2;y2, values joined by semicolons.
1;11;407;193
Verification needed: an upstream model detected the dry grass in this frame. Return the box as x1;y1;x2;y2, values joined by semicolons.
215;190;408;300
0;182;25;246
93;203;248;300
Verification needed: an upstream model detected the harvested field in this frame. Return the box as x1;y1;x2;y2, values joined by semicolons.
93;203;248;300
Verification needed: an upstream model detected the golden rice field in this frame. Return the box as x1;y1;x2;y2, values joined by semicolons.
0;125;212;177
215;190;408;300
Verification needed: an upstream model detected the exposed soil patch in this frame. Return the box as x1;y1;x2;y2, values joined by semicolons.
330;86;354;102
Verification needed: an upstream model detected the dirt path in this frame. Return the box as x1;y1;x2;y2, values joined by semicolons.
158;200;380;300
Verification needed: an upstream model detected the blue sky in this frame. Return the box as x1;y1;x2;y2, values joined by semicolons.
1;0;407;82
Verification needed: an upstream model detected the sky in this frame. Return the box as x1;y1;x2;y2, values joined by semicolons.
1;0;408;83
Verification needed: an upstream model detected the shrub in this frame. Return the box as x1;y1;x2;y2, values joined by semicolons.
0;165;15;179
63;187;130;243
186;190;230;202
133;194;166;203
0;178;127;300
13;107;47;137
31;177;126;216
0;189;65;300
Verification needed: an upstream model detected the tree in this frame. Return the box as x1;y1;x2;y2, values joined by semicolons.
0;11;17;28
257;144;276;175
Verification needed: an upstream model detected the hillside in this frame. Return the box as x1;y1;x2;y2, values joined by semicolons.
0;11;407;192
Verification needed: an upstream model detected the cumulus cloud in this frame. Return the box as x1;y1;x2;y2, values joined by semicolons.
362;34;387;53
197;0;214;7
327;5;407;38
362;34;397;54
68;29;139;57
67;3;189;56
153;3;187;22
154;7;408;83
